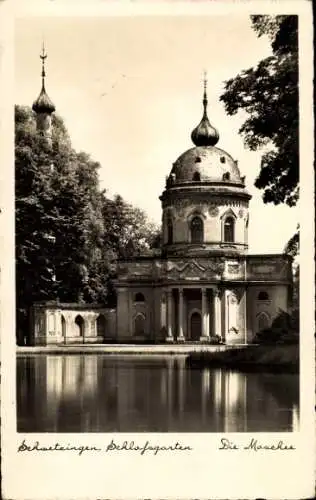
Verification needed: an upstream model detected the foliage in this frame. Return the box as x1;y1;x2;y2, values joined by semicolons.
252;309;299;345
101;194;161;259
220;15;298;207
15;105;160;343
284;225;299;258
284;226;299;309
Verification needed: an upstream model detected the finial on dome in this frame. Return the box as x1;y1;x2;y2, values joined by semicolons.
191;72;219;147
203;70;208;115
32;43;56;115
40;42;47;87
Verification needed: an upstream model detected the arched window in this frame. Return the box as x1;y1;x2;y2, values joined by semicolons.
224;217;235;242
190;216;204;243
222;172;230;181
193;171;201;181
258;312;270;331
134;292;145;303
134;313;146;336
96;314;106;337
258;291;269;301
167;217;173;244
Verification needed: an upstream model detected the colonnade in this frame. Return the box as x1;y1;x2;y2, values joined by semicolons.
165;287;222;342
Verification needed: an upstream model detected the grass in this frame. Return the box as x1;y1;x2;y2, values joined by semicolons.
187;344;299;373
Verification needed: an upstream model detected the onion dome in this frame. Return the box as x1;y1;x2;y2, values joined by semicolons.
32;45;55;114
171;146;242;184
191;73;219;147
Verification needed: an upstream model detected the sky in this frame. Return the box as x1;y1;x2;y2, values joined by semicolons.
14;15;299;254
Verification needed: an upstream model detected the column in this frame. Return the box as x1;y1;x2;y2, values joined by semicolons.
214;288;222;339
166;289;174;342
83;316;90;343
200;288;210;341
177;288;185;342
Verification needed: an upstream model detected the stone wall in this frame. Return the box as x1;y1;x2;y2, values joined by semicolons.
31;303;116;345
162;196;249;250
116;286;157;342
246;284;289;342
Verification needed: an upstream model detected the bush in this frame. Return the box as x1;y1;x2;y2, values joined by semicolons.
209;335;222;345
252;309;299;345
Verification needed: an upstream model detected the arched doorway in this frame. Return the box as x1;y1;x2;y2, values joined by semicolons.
190;311;202;341
134;313;146;336
74;315;85;338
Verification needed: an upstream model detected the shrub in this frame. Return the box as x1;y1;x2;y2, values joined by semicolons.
209;335;221;345
252;309;299;345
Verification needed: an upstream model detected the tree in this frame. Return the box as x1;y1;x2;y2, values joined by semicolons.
220;15;298;207
15;105;107;342
101;194;161;259
15;105;161;342
284;226;299;310
284;225;299;258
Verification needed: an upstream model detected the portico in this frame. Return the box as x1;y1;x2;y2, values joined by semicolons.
164;286;223;343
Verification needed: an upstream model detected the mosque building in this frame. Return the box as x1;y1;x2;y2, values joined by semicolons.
29;50;293;345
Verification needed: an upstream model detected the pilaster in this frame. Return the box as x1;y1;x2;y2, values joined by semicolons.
200;287;210;341
166;289;174;342
177;288;185;342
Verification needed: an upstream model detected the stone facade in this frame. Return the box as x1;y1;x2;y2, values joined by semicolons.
30;303;116;345
30;78;292;346
112;82;293;346
113;254;292;345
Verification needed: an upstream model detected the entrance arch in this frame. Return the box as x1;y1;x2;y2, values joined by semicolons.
134;313;146;336
190;311;202;341
74;315;85;338
61;314;66;341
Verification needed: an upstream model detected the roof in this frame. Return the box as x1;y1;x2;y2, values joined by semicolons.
169;145;242;185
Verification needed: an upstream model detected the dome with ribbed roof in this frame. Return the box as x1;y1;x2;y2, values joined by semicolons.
171;145;242;184
165;76;244;188
167;78;244;187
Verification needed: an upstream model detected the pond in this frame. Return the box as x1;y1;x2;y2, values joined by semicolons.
17;354;299;432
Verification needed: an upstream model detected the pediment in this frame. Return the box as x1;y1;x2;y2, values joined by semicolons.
220;207;237;220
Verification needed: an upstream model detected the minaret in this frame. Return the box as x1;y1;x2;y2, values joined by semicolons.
32;44;56;143
191;71;219;147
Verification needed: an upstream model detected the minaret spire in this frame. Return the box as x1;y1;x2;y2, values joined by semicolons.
40;42;47;90
32;44;56;143
191;72;219;147
32;44;55;115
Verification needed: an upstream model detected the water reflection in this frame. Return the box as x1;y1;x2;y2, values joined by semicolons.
17;354;299;433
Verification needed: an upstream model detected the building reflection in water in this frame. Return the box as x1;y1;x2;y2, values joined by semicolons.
17;354;299;433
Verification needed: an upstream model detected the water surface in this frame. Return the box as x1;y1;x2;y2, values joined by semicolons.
17;354;299;432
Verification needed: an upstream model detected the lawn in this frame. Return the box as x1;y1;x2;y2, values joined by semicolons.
187;344;299;373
